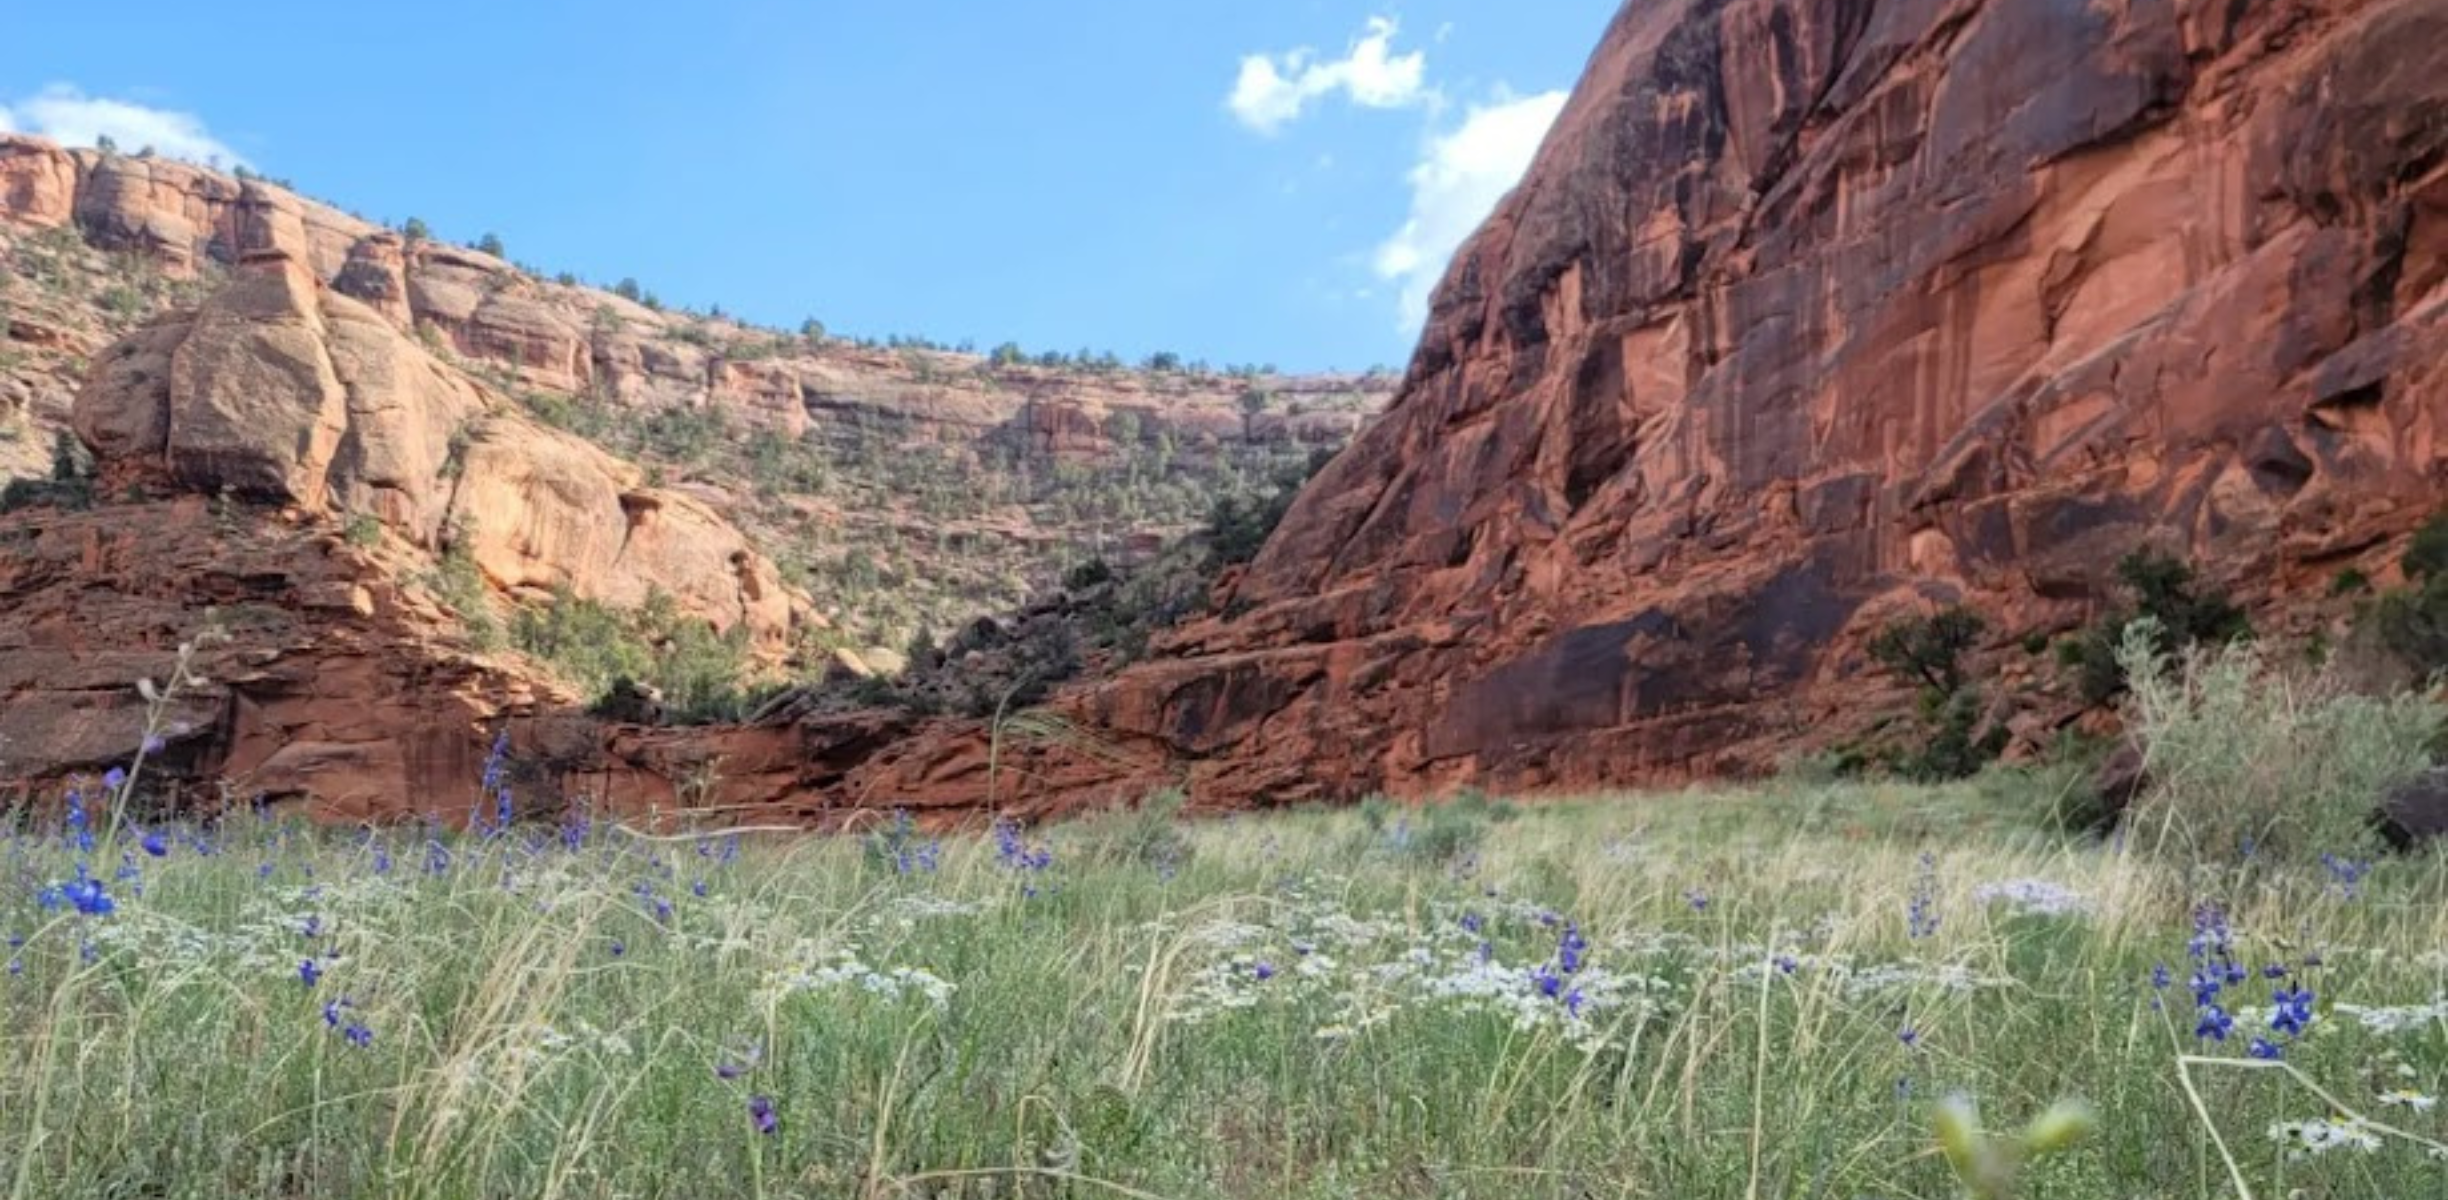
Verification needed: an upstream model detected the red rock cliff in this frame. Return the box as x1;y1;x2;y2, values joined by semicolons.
1017;0;2448;807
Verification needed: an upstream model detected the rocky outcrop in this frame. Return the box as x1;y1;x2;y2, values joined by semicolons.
966;0;2448;808
0;134;1394;468
72;252;807;642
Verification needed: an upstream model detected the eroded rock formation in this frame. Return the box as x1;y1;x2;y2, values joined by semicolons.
71;252;806;640
0;134;1390;466
988;0;2448;809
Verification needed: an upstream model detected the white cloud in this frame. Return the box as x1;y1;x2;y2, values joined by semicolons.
1373;90;1567;330
0;85;246;169
1227;17;1435;135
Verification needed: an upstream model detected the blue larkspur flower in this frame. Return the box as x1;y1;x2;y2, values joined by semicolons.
41;869;115;917
2195;1005;2234;1042
1558;923;1589;974
1251;961;1276;981
748;1096;778;1135
343;1022;373;1049
65;789;94;853
103;767;127;792
140;831;168;858
299;958;322;988
1907;852;1940;939
1531;964;1564;999
716;1044;764;1080
2190;970;2224;1008
2271;986;2315;1038
2248;1037;2283;1060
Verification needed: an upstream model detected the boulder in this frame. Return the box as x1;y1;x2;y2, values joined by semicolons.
2379;767;2448;849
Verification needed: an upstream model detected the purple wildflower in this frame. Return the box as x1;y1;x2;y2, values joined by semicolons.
1906;852;1940;939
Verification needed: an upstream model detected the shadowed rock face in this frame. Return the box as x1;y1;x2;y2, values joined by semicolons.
980;0;2448;808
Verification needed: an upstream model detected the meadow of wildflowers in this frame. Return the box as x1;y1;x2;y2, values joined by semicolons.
4;764;2447;1198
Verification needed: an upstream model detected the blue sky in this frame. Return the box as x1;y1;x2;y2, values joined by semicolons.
0;2;1617;371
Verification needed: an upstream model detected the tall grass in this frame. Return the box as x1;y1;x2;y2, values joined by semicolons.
4;775;2446;1198
2120;620;2443;870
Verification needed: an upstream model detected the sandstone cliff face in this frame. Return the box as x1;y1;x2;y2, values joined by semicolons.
71;253;807;642
0;135;1391;467
998;0;2448;808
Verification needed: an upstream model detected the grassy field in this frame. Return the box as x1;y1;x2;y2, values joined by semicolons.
4;770;2446;1199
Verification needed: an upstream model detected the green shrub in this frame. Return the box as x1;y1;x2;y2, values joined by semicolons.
511;588;759;725
1864;606;2005;782
1869;606;1984;694
2120;620;2439;869
2;429;98;513
1074;788;1194;874
2351;511;2448;681
1207;448;1333;567
2060;549;2250;706
343;513;383;548
2404;513;2448;582
1890;688;2009;783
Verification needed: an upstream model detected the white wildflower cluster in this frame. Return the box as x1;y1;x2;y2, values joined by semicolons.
82;879;398;978
757;948;955;1010
1836;961;2015;997
1971;879;2092;918
670;895;788;955
876;895;993;926
1162;895;1674;1052
2268;1116;2383;1157
2377;1088;2439;1112
2334;997;2448;1035
480;1017;637;1078
1719;942;2013;997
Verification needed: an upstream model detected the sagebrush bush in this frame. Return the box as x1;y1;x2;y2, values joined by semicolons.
2348;509;2448;683
1073;787;1195;873
2120;620;2441;869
